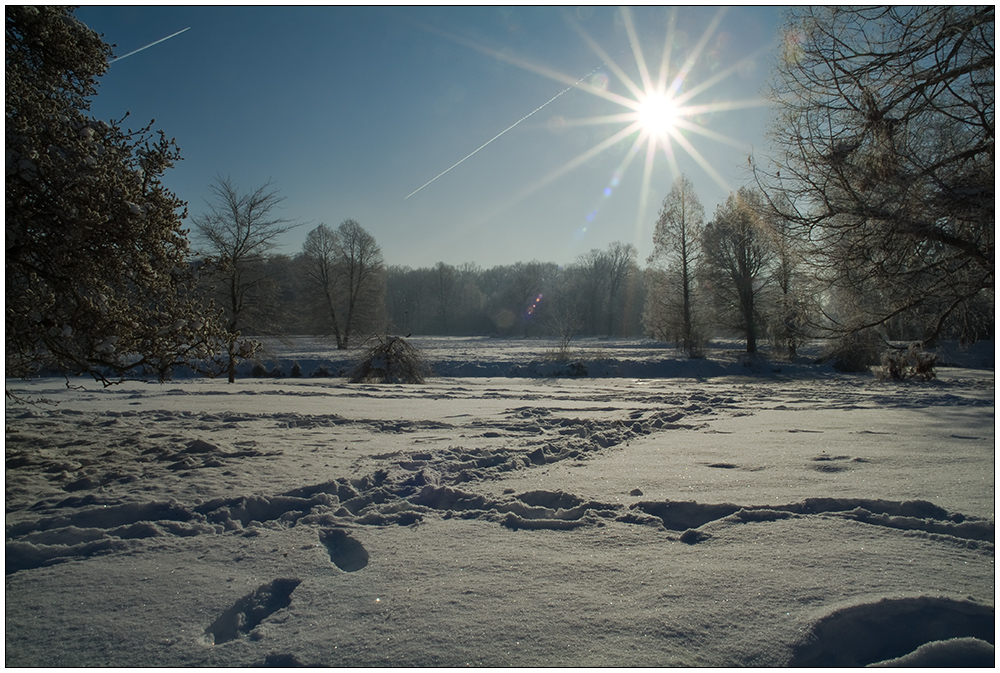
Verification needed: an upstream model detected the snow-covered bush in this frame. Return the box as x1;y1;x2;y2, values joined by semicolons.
875;345;937;381
349;336;428;384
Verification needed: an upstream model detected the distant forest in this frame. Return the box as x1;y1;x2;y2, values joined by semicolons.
226;240;648;342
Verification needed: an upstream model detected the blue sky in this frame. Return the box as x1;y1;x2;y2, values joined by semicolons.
75;6;784;269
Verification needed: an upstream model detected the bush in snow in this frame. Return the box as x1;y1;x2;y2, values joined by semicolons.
251;363;268;378
290;362;302;378
349;335;428;384
823;330;884;372
874;345;937;381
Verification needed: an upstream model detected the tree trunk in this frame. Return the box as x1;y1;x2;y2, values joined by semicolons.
226;340;237;383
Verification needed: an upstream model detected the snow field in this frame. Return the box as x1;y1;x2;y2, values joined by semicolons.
4;340;995;666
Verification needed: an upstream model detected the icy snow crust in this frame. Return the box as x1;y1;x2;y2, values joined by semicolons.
5;338;995;667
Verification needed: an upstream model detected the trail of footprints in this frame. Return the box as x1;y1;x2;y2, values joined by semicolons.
6;401;996;664
6;395;994;577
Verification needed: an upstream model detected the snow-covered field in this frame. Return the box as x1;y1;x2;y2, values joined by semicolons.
5;338;995;667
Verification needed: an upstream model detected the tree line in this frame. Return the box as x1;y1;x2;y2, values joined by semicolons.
6;6;993;385
195;202;648;345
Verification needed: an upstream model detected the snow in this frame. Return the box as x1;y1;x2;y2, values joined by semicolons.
4;338;995;667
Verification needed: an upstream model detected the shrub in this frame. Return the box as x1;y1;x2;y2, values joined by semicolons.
251;363;267;378
349;335;428;384
290;362;301;378
311;366;333;378
875;344;937;381
824;330;884;372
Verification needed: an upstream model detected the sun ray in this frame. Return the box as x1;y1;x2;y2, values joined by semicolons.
681;98;770;116
672;43;774;109
672;8;728;95
655;10;678;94
666;128;734;194
621;7;655;97
396;11;639;110
635;128;663;241
672;117;754;150
554;112;644;129
568;17;646;102
478;121;645;224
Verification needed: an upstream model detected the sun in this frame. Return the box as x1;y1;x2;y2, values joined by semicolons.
635;90;679;138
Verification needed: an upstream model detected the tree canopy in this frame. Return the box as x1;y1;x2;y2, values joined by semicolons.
6;6;230;383
757;6;994;343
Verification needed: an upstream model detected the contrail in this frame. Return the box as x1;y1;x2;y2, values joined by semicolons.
404;61;608;200
111;27;191;63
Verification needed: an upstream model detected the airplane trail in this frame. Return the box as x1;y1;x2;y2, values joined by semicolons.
111;27;191;63
404;61;608;200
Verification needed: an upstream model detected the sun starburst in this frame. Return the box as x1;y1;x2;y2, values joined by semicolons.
403;7;770;243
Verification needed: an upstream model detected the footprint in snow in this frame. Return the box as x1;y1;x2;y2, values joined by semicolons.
319;529;369;572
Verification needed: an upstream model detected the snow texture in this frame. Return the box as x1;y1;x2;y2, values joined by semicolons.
4;337;994;667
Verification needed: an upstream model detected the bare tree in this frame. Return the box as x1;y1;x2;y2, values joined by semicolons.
700;188;775;353
335;219;386;346
755;6;994;345
301;220;385;349
570;243;638;337
193;175;298;382
573;249;609;335
758;195;819;359
604;242;638;337
431;262;457;333
646;175;705;356
301;223;344;342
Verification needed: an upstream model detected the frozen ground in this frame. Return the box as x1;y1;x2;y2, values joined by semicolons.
5;338;995;667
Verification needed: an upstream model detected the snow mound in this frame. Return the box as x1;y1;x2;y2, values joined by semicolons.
869;636;995;667
790;596;995;666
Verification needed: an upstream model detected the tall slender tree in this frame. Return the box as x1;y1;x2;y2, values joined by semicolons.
646;176;705;355
301;220;385;348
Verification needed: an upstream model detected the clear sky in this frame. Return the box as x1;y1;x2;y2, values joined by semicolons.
74;5;785;269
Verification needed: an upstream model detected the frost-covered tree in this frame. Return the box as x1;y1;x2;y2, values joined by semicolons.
758;195;818;359
756;6;994;344
645;175;705;356
603;242;639;337
569;243;638;337
6;6;231;384
192;175;298;381
301;220;385;349
700;188;775;353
